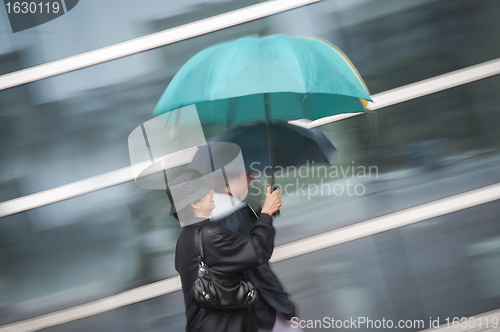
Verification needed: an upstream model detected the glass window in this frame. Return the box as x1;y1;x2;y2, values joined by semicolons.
0;0;267;74
1;0;500;89
1;2;500;328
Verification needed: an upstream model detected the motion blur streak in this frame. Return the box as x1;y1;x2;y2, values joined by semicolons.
1;182;498;332
1;2;499;331
0;0;320;91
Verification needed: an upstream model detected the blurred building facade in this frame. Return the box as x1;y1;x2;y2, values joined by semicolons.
1;0;500;330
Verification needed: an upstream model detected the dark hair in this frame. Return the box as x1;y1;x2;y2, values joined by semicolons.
167;187;201;221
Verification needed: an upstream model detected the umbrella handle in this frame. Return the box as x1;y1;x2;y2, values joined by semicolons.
267;172;280;217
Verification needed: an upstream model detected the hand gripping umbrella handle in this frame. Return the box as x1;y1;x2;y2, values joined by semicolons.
267;170;280;217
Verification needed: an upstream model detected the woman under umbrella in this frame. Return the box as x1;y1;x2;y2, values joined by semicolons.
169;171;282;332
190;143;301;331
210;170;300;332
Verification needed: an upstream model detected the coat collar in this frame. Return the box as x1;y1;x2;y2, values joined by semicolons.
185;217;213;227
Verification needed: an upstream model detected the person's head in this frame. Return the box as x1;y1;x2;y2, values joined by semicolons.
167;171;215;225
190;189;215;217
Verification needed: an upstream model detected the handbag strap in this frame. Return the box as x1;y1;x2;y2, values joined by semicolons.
195;226;205;266
194;225;247;282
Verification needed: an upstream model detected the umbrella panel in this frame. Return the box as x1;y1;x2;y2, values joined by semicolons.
207;121;337;171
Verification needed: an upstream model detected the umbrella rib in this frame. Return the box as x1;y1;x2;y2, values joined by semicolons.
140;124;155;164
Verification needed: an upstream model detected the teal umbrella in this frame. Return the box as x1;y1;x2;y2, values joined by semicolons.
153;35;371;188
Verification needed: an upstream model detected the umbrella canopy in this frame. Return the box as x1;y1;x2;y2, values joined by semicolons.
190;121;337;172
152;35;371;126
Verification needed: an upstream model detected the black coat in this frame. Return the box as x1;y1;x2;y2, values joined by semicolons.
175;214;275;332
215;204;296;330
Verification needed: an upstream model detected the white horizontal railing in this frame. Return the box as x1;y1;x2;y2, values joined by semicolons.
366;58;500;110
419;308;500;332
1;182;499;332
0;0;320;91
0;147;199;218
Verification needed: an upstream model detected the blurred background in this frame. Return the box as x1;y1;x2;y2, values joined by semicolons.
1;0;500;330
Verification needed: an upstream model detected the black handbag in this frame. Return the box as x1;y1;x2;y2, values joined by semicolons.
191;226;258;309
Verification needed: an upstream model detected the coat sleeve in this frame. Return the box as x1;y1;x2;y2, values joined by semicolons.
201;213;275;273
